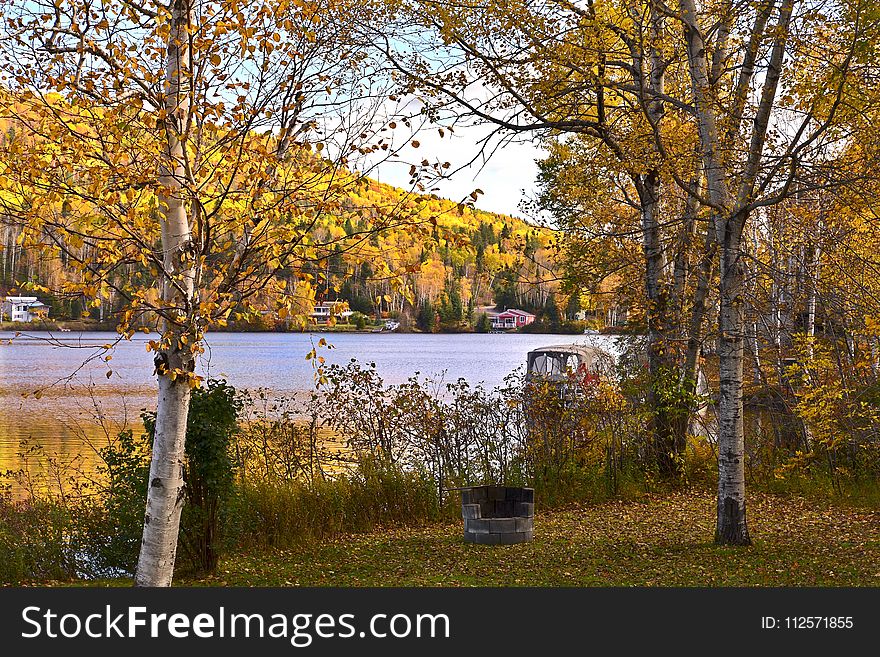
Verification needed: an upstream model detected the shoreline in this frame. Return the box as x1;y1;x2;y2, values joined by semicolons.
1;320;631;337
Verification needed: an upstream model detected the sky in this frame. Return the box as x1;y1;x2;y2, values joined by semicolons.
368;123;548;221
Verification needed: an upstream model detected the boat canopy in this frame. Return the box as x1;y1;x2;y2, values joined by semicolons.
526;344;612;381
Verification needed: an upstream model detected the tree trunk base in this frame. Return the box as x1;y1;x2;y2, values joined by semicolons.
715;496;752;546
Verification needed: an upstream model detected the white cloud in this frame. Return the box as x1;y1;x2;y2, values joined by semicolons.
368;122;547;220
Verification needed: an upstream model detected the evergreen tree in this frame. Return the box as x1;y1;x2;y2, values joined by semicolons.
543;294;562;331
417;298;435;332
438;278;463;325
475;312;491;333
329;246;344;276
493;268;518;310
448;279;463;322
565;292;581;321
481;221;496;245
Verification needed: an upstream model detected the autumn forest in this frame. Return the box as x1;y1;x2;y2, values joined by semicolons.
1;0;880;591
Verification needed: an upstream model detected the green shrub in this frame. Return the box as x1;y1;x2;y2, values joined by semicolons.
89;427;152;575
179;380;241;574
142;379;242;575
350;311;368;330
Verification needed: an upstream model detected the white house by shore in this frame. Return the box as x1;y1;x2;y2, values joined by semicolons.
1;296;50;322
308;300;353;324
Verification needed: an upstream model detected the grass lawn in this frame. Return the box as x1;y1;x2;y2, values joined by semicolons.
179;491;880;587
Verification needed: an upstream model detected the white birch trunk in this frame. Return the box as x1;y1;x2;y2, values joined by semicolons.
134;0;195;587
806;239;820;359
683;222;716;391
799;236;818;449
715;243;751;544
678;0;792;546
871;339;879;378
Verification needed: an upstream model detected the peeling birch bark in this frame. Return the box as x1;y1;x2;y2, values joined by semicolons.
135;0;196;587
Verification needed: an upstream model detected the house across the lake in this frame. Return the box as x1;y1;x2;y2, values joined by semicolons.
1;296;50;322
308;300;353;324
489;308;536;330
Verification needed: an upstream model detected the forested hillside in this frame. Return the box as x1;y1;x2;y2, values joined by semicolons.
0;96;563;332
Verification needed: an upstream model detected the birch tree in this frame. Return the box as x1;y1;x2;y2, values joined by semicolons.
0;0;406;584
674;0;874;543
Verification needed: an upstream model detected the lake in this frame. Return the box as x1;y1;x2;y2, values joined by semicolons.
0;330;619;490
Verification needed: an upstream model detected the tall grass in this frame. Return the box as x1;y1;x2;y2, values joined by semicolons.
226;458;443;551
0;497;101;584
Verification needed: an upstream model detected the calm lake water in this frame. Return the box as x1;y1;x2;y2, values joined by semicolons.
0;330;618;488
